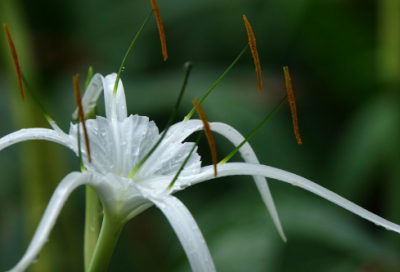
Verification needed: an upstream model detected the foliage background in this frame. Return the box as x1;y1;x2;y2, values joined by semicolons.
1;0;400;271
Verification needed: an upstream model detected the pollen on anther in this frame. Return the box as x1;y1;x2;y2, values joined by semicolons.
243;15;262;92
3;24;25;101
150;0;168;61
283;66;302;145
73;75;92;162
193;99;218;177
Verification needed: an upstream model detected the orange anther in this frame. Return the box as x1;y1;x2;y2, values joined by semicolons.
3;24;25;101
283;66;302;145
243;15;262;92
150;0;168;61
193;99;218;177
73;75;92;162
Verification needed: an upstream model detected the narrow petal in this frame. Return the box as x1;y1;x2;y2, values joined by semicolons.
72;73;127;122
9;172;92;272
103;73;127;122
72;73;104;120
0;128;74;152
159;120;286;241
150;196;216;272
210;122;286;242
188;163;400;234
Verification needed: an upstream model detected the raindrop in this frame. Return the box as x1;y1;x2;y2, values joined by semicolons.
32;255;39;264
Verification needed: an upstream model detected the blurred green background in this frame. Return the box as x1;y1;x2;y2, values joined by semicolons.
1;0;400;271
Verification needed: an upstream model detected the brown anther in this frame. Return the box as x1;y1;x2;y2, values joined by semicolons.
243;15;262;92
283;66;302;145
73;74;92;162
193;99;218;177
3;24;25;101
150;0;168;61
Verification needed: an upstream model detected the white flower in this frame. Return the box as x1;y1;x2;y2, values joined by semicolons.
3;73;400;272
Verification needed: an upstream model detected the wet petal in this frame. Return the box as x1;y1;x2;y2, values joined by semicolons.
188;163;400;234
0;128;74;152
161;120;286;241
103;73;127;122
72;73;104;120
9;172;92;272
150;196;216;272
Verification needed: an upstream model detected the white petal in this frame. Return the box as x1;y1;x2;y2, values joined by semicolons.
150;196;216;272
158;120;286;241
103;73;127;122
130;119;203;180
210;122;286;242
0;128;74;152
9;172;92;272
188;163;400;234
72;73;104;120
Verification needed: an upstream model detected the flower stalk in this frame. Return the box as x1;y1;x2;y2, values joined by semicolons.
87;211;124;272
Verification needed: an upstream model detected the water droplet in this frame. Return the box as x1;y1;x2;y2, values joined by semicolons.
32;255;39;263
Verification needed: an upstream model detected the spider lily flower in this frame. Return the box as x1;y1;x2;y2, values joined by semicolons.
3;72;400;272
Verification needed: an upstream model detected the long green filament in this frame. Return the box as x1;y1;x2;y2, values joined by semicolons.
127;62;193;179
186;44;249;120
77;123;86;172
167;131;203;190
113;10;153;97
84;66;94;89
219;95;288;165
21;73;53;124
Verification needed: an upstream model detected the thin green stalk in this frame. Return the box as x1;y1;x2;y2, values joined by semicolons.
186;44;249;119
84;186;102;271
82;67;102;271
113;10;153;97
128;62;193;178
22;73;53;123
219;95;287;165
87;212;124;272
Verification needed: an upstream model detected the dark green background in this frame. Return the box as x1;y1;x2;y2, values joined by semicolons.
1;0;400;271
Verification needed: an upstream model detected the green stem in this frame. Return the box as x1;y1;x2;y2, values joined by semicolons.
84;186;102;271
87;212;124;272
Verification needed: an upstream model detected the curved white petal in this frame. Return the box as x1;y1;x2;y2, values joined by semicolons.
72;73;104;120
0;128;74;152
72;73;128;122
209;122;286;242
150;196;216;272
152;120;286;241
103;73;127;122
9;172;93;272
188;163;400;234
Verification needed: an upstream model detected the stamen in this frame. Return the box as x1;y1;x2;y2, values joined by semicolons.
150;0;168;61
3;24;25;100
186;44;249;120
193;99;217;177
243;15;262;92
219;95;288;165
73;75;92;163
283;66;302;145
113;11;154;97
166;131;203;190
127;62;193;179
